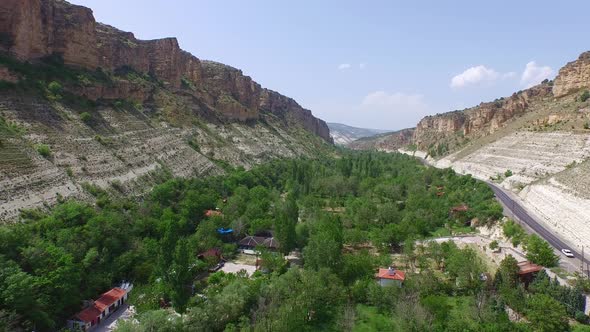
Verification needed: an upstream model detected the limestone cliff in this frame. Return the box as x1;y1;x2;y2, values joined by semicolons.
0;0;331;142
553;51;590;97
412;84;552;156
0;0;332;222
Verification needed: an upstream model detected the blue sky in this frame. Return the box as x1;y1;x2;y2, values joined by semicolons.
71;0;590;130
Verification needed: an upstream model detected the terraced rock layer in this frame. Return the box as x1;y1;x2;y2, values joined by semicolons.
0;93;324;221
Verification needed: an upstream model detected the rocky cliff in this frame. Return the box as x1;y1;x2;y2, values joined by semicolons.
348;128;415;151
0;0;331;141
413;84;552;156
553;51;590;98
0;0;332;222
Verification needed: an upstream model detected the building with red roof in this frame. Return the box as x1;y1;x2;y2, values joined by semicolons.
205;209;222;217
517;261;543;287
68;283;132;331
375;267;406;287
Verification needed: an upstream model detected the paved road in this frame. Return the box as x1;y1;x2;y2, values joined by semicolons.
488;182;590;273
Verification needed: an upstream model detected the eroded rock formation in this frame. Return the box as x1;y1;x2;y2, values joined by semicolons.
553;51;590;98
0;0;331;142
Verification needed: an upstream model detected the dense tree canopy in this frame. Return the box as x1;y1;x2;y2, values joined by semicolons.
0;151;582;331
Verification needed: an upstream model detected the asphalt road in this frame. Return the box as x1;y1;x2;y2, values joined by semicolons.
488;182;590;272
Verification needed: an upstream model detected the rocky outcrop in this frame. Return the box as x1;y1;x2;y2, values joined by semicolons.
0;0;331;142
260;89;332;143
0;0;99;68
348;128;414;151
413;84;552;152
553;51;590;97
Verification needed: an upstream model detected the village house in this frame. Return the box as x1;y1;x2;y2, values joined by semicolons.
375;267;405;287
238;235;280;254
198;248;223;262
517;261;543;287
205;209;222;218
67;283;133;331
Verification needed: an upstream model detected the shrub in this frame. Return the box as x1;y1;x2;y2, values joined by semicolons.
584;122;590;130
580;90;590;102
489;240;499;251
80;112;92;124
504;170;513;177
46;81;63;101
94;135;107;146
575;311;589;324
35;144;51;158
188;139;200;152
110;180;124;193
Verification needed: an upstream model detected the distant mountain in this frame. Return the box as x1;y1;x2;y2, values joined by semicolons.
348;128;415;151
327;123;391;145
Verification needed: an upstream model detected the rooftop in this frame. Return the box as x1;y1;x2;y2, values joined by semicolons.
375;268;406;281
205;209;222;217
517;261;543;275
75;287;127;323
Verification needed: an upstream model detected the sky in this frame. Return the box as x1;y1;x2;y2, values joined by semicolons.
70;0;590;130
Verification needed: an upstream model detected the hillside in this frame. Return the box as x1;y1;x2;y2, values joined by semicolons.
0;0;332;222
354;50;590;251
327;122;389;145
347;128;415;151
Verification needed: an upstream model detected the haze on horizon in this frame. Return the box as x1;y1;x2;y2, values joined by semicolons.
70;0;590;130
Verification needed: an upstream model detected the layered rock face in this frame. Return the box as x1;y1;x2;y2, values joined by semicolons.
553;51;590;97
413;84;552;151
0;0;331;142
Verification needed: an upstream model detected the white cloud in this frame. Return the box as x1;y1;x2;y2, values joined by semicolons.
450;65;500;88
359;63;367;69
520;61;554;88
338;63;351;70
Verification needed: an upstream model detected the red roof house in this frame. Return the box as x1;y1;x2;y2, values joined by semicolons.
198;248;223;262
375;267;406;287
205;209;222;217
68;285;132;331
450;204;469;213
517;261;543;287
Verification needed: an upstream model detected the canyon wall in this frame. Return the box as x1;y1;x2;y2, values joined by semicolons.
0;0;331;142
553;51;590;98
413;84;552;152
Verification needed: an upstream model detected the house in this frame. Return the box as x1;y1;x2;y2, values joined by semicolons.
375;267;405;287
238;236;280;253
517;261;543;287
67;283;133;331
205;209;222;218
198;248;223;262
450;204;469;213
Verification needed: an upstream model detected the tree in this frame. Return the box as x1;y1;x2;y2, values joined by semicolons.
303;216;342;271
526;293;569;332
489;240;499;251
170;238;192;314
274;196;298;254
495;255;519;288
525;235;558;267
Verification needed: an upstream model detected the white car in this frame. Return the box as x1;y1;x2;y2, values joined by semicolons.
561;249;575;258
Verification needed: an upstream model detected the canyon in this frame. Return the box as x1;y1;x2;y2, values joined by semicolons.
353;49;590;252
0;0;332;221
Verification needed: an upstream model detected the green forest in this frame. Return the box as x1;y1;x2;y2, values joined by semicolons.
0;151;587;331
